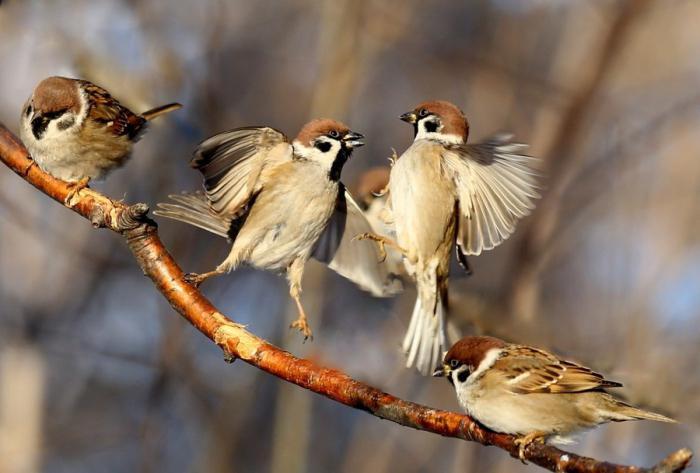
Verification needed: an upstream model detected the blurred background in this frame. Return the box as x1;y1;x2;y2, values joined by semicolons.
0;0;698;472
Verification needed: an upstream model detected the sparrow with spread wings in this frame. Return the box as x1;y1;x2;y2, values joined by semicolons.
156;120;402;339
358;100;540;374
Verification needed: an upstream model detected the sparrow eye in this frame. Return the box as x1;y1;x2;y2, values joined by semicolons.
328;130;340;139
449;359;460;369
418;108;429;118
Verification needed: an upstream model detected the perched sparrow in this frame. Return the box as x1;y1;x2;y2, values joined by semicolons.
434;336;675;459
359;100;539;374
155;120;402;339
20;76;181;199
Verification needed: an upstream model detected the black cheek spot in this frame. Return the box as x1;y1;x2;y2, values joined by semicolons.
31;117;48;140
316;141;332;153
25;105;32;117
457;370;470;383
57;116;75;131
424;120;439;133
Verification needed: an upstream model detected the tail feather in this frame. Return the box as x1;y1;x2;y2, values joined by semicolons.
154;192;230;238
402;288;447;376
141;103;182;121
607;399;676;423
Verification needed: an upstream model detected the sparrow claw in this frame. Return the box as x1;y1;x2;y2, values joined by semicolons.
388;147;399;167
184;272;207;288
184;269;224;288
64;176;90;206
353;232;407;262
371;183;390;198
514;432;546;464
290;317;313;342
353;232;387;262
377;246;387;263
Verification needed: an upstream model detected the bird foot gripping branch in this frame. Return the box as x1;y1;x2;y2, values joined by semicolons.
67;187;153;234
64;176;90;206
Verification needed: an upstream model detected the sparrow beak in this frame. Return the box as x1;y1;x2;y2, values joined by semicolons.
342;131;365;149
432;364;450;378
399;111;417;124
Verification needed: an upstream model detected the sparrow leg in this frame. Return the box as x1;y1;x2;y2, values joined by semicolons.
514;431;547;463
287;259;313;341
184;269;224;288
289;292;313;341
353;232;408;262
64;176;90;205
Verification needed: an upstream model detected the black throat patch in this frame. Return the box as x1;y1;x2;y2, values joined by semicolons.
329;146;351;182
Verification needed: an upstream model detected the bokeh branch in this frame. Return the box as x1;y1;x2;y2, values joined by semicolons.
0;124;691;473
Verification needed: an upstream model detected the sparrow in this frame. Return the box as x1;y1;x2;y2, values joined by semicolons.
358;100;540;374
155;119;402;339
19;76;181;200
433;336;676;460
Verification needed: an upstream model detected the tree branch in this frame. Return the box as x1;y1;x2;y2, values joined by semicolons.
0;124;691;473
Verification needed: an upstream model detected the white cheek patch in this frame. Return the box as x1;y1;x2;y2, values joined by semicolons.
469;348;503;383
75;88;88;128
292;138;339;170
43;113;79;141
56;114;78;131
293;141;315;159
415;119;463;144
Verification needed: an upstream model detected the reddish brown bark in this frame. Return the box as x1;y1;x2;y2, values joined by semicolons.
0;123;691;473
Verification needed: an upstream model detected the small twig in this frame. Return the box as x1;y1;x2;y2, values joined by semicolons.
0;124;691;473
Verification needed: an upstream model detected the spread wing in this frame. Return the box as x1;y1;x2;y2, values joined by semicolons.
442;133;540;256
312;186;403;297
492;345;622;394
190;127;292;218
155;127;291;237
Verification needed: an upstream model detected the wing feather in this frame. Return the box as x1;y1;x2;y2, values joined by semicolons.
191;126;291;217
155;127;291;237
492;345;623;394
443;134;540;256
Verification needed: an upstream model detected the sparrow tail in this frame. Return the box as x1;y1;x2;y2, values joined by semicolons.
402;274;447;376
141;103;182;121
154;192;229;238
607;398;676;423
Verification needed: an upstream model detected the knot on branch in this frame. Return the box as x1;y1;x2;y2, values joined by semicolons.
651;448;693;473
115;202;152;232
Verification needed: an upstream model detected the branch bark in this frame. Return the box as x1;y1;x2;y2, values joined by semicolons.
0;124;692;473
